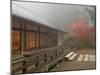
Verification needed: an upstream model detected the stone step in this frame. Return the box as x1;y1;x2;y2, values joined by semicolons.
65;52;74;58
89;55;95;61
77;54;84;62
69;53;77;61
84;54;88;61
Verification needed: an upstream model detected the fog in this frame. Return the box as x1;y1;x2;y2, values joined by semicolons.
12;1;95;32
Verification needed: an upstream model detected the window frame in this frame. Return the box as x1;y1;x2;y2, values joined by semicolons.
39;32;48;48
24;22;38;51
12;19;22;55
25;31;36;50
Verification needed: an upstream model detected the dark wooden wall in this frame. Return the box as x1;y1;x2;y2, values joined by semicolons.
12;15;58;55
11;15;69;74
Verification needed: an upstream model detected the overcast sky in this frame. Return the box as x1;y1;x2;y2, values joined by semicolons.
12;1;96;32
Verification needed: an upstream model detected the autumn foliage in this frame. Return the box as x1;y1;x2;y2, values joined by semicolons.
65;17;95;49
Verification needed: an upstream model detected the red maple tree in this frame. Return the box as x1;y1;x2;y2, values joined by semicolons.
69;17;95;41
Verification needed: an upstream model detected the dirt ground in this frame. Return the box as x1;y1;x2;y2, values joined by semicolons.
50;48;96;72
